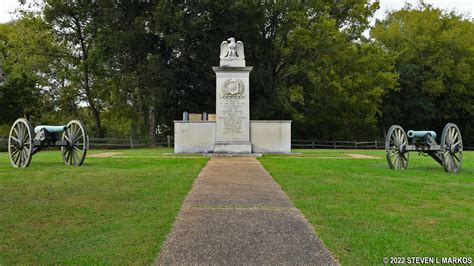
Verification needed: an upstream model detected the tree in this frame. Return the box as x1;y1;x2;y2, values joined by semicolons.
2;0;399;141
93;0;163;140
149;0;390;139
372;2;474;144
0;14;61;124
42;0;108;136
276;15;397;139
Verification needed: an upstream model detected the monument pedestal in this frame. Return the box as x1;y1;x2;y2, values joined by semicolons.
213;66;253;154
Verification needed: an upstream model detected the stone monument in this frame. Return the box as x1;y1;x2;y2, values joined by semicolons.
213;38;252;153
174;37;291;154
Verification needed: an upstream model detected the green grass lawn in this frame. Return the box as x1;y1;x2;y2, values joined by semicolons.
259;149;474;265
2;147;472;265
0;148;208;264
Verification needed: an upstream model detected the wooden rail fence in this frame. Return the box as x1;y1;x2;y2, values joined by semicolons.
292;139;386;149
0;137;472;151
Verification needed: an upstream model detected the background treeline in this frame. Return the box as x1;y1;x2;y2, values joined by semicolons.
0;0;473;145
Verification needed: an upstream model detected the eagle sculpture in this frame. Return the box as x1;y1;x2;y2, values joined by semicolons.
220;37;245;60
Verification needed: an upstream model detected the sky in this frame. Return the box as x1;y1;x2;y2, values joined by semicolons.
0;0;472;24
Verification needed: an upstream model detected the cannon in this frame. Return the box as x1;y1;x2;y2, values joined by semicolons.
7;118;88;168
385;123;463;173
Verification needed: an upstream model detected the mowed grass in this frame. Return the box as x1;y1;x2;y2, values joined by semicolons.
0;148;208;264
259;149;474;265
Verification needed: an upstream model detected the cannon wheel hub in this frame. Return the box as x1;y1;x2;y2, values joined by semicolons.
398;145;405;154
449;144;459;154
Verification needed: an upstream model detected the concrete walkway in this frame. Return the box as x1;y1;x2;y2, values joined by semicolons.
157;157;337;265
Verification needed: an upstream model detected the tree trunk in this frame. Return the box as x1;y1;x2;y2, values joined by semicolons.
91;106;102;137
83;70;103;137
73;16;103;137
148;103;156;146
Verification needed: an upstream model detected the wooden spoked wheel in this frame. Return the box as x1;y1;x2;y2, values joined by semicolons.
440;123;463;173
8;118;34;168
61;120;88;166
385;125;409;170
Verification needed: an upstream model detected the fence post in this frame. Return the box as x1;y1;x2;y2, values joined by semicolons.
375;139;378;149
312;140;315;149
167;135;171;148
354;141;357;149
333;140;336;149
130;136;134;149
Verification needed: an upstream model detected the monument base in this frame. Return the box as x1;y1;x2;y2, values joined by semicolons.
174;120;291;154
213;142;252;154
203;153;262;157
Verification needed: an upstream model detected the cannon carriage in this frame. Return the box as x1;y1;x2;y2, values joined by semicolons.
8;118;88;168
385;123;463;173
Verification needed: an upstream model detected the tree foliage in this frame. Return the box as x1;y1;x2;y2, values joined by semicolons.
0;1;472;145
0;14;61;124
372;3;474;144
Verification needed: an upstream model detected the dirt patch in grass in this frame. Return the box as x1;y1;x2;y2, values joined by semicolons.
88;152;123;158
346;153;380;159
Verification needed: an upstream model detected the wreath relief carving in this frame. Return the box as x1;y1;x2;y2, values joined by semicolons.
221;79;245;99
